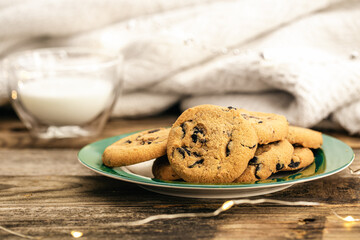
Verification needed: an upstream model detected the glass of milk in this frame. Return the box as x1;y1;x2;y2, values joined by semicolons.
4;48;122;138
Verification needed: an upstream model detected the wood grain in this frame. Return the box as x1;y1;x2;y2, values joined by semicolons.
0;175;359;239
0;149;94;176
0;150;359;239
1;109;360;239
0;115;177;149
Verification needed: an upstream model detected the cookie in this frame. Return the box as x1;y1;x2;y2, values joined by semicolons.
239;110;289;145
233;165;258;183
234;140;294;183
286;126;323;149
102;128;170;167
152;155;181;181
281;147;314;171
167;105;258;183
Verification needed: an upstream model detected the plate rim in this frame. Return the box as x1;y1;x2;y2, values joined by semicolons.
78;133;354;190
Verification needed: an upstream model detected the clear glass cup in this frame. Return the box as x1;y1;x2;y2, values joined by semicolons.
4;48;122;138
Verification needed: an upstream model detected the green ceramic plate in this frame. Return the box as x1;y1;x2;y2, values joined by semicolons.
78;132;354;198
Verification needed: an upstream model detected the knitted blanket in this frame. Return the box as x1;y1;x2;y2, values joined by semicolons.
1;0;360;133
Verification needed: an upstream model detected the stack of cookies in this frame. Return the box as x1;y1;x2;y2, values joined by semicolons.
102;105;323;184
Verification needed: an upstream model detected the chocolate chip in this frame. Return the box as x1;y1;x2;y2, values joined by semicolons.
191;125;206;144
125;140;132;144
180;123;186;138
249;156;258;165
258;121;263;124
226;140;232;157
182;147;191;156
255;165;261;179
177;148;185;158
147;141;152;145
193;152;201;157
148;129;160;133
276;163;284;170
188;159;204;168
241;143;257;149
227;106;237;110
193;126;204;135
288;160;300;168
191;133;198;143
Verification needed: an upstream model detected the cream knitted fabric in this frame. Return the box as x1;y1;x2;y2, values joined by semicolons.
332;102;360;135
1;0;360;133
180;48;360;127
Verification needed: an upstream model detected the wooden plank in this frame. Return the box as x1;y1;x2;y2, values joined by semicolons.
0;149;95;176
0;150;358;238
0;115;177;149
0;175;359;239
2;205;358;240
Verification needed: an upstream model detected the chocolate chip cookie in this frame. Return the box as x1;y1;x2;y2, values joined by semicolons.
281;147;314;171
239;110;289;145
234;140;294;183
167;105;258;183
287;126;323;149
102;128;170;167
152;155;181;181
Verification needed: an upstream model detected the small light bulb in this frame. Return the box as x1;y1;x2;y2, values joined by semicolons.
71;231;83;238
344;216;355;222
221;200;234;211
11;90;17;100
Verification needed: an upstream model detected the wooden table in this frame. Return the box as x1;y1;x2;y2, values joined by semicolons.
1;106;359;239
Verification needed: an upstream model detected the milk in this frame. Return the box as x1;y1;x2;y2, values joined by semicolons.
19;78;113;125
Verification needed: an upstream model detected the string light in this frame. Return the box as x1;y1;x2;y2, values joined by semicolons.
71;231;83;238
0;225;40;239
349;167;360;175
0;197;358;239
329;166;360;223
11;90;17;100
107;198;321;227
331;209;360;222
221;200;235;211
0;165;358;237
344;216;357;222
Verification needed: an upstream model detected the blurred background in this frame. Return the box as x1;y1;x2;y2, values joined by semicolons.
1;0;360;134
